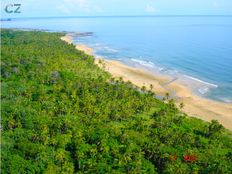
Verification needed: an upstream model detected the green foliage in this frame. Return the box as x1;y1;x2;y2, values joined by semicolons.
1;29;232;173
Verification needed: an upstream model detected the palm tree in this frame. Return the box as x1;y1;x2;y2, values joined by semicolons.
179;102;184;109
110;77;115;83
165;92;170;100
150;84;154;91
98;59;102;64
141;86;146;92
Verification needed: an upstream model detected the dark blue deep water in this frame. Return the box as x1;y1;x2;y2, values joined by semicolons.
2;16;232;102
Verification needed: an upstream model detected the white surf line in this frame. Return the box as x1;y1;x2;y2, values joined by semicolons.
184;75;218;88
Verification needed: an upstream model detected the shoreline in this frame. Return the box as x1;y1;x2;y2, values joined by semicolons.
61;35;232;130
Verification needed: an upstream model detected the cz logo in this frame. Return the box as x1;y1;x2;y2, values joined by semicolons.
5;4;21;13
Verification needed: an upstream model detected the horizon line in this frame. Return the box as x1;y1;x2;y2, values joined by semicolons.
1;14;232;20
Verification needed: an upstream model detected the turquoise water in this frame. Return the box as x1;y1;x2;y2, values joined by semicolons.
2;16;232;103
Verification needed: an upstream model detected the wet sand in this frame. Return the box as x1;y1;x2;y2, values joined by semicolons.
61;35;232;130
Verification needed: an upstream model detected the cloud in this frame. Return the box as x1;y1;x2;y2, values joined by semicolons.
94;5;104;13
57;0;104;14
56;0;89;14
213;1;218;7
56;4;71;14
145;4;159;13
64;0;88;9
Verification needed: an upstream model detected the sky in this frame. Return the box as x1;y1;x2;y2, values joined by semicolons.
1;0;232;18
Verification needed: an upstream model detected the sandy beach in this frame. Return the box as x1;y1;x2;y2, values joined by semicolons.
61;35;232;130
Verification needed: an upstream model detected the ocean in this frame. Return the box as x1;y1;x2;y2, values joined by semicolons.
2;16;232;103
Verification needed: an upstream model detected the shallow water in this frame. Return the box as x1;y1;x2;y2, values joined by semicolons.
2;16;232;103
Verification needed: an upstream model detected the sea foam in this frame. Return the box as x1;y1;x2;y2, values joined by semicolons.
131;58;155;68
183;75;218;88
130;58;219;96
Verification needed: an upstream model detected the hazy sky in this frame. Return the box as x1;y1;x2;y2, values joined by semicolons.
1;0;232;18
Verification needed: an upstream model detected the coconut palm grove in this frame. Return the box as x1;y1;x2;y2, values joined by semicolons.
1;29;232;173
